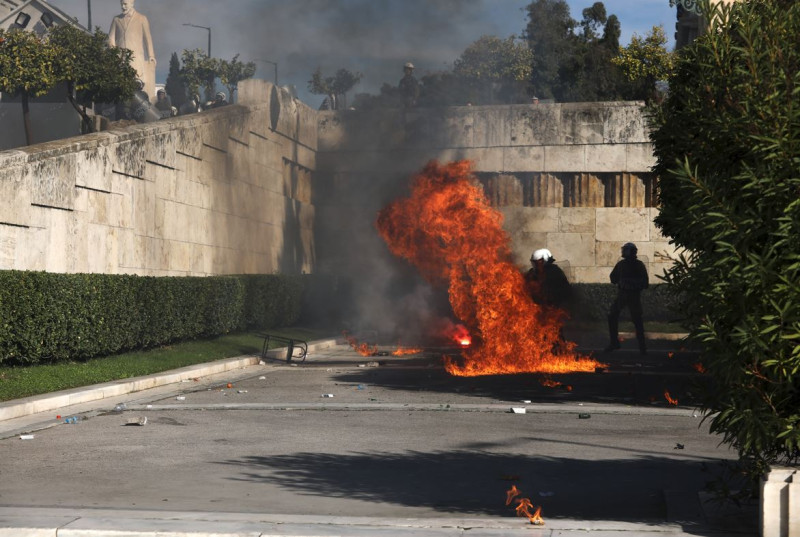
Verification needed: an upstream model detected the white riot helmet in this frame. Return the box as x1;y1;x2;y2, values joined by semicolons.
531;248;553;263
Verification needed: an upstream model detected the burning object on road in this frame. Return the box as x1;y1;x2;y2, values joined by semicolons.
377;160;605;377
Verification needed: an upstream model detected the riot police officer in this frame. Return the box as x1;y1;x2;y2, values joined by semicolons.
605;242;649;354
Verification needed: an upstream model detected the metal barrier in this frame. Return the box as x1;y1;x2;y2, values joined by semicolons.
260;334;308;363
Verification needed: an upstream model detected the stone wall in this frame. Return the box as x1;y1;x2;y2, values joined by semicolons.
315;102;677;283
0;80;316;276
0;84;675;283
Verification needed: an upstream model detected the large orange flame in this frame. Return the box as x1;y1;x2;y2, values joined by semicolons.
376;160;604;377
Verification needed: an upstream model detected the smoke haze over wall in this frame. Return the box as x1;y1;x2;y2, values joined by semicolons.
49;0;675;107
50;0;529;106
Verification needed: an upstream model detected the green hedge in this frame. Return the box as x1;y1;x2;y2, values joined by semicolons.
569;283;681;322
0;271;308;366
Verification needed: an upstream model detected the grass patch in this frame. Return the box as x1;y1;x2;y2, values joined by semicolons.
0;327;335;403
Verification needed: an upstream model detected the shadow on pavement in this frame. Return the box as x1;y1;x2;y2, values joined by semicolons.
326;351;710;408
217;448;752;530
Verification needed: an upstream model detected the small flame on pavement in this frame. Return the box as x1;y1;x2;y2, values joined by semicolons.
392;346;424;356
505;485;545;526
539;376;562;388
664;390;679;406
505;484;520;505
342;331;378;357
692;362;706;374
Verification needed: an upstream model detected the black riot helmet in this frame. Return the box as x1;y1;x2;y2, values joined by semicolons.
621;242;638;259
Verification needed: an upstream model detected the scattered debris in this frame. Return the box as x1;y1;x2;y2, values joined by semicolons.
358;364;366;368
259;376;266;380
357;384;365;390
322;394;334;398
125;417;148;426
146;405;153;409
176;396;186;401
366;361;379;367
63;416;80;424
226;383;233;389
511;407;527;414
674;443;685;450
113;403;127;412
237;390;248;394
578;413;591;419
19;435;34;440
521;400;531;404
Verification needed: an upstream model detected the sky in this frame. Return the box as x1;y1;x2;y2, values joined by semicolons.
48;0;678;107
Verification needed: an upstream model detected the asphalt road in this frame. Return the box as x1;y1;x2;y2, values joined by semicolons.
0;341;758;535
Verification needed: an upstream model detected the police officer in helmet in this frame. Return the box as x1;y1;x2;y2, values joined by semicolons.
526;248;572;309
605;242;649;354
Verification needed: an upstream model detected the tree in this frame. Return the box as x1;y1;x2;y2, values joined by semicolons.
180;49;219;102
48;25;137;133
612;25;675;102
524;0;577;100
165;52;187;109
651;0;800;493
307;67;362;110
524;0;630;102
0;28;59;145
218;54;256;103
452;35;533;104
580;1;607;41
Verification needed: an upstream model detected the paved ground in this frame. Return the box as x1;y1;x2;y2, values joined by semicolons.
0;332;758;537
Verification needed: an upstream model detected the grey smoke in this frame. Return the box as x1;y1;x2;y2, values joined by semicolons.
49;0;529;105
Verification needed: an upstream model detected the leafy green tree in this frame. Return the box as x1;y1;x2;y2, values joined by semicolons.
48;25;137;133
651;0;800;492
180;49;219;102
307;67;362;110
0;28;59;145
451;35;533;104
612;25;675;102
218;54;256;103
524;0;577;100
165;52;187;109
524;0;630;102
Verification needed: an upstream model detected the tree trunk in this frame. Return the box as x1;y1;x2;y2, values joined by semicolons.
22;92;33;146
66;91;95;134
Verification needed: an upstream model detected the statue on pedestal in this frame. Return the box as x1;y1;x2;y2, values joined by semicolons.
109;0;156;101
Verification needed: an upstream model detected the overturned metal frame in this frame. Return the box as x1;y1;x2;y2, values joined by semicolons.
260;334;307;363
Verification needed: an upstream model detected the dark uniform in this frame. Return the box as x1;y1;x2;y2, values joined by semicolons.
606;243;649;354
526;261;572;309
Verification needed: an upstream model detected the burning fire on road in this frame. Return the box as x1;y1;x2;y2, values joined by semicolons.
376;160;604;377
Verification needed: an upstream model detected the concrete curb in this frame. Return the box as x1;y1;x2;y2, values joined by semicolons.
0;338;339;423
0;507;741;537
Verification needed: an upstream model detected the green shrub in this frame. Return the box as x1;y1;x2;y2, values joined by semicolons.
650;0;800;485
570;283;679;322
0;271;305;366
240;274;304;329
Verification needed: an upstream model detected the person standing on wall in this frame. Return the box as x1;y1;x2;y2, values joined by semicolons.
604;242;649;355
399;62;420;108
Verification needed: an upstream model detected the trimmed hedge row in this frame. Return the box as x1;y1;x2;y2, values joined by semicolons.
0;271;305;366
569;283;681;322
